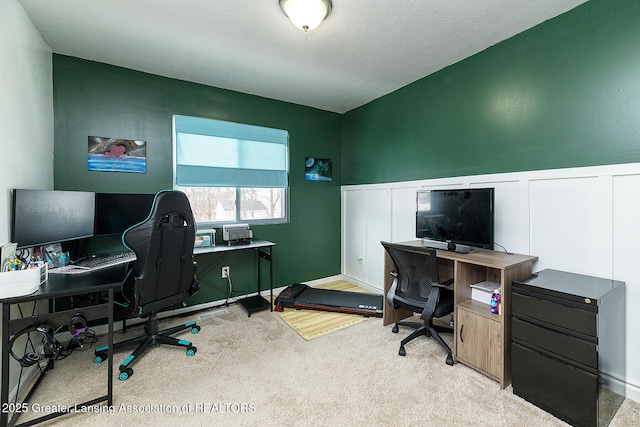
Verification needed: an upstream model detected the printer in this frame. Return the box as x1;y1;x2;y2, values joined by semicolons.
222;223;253;245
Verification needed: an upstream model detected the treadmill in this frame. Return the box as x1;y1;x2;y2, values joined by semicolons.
275;283;383;317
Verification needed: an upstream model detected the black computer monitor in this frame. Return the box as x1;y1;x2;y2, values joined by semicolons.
11;189;96;249
416;188;495;250
94;193;156;236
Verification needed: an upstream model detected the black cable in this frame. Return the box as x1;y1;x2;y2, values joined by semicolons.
494;242;510;254
56;328;98;360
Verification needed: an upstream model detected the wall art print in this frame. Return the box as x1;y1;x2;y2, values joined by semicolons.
88;136;147;173
304;157;332;182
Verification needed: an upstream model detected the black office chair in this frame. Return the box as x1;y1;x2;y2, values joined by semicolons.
94;190;201;381
381;241;454;365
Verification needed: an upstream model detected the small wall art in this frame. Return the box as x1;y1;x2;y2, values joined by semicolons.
305;157;332;181
88;136;147;173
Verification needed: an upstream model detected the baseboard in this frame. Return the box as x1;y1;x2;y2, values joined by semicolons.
80;274;380;336
8;363;42;407
302;274;344;287
625;379;640;403
338;274;382;294
89;297;236;336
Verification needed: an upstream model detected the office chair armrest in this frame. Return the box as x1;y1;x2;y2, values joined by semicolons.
386;276;399;308
430;282;449;288
440;277;454;287
419;285;441;321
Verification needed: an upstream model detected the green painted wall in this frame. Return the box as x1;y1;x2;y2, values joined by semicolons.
343;0;640;185
53;55;342;303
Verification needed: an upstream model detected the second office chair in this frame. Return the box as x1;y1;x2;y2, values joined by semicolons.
382;241;454;365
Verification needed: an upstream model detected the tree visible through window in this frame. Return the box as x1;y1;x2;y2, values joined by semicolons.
173;115;289;226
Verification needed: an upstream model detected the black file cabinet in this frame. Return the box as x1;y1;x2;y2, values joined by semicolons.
510;269;625;427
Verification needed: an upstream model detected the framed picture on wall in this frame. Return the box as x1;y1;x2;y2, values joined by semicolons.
305;157;332;181
88;136;147;173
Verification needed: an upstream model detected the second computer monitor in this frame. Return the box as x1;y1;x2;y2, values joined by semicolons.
94;193;156;236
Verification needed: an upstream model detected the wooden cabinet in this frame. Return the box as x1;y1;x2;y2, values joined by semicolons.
456;303;502;380
382;240;536;388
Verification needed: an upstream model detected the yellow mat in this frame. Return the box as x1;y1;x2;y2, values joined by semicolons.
275;281;375;340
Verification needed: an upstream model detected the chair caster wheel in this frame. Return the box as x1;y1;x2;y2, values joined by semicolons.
186;346;197;357
446;355;454;366
119;368;133;381
392;325;399;333
94;352;107;364
191;325;201;334
399;346;406;357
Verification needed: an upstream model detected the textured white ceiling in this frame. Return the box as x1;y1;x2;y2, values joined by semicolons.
19;0;588;113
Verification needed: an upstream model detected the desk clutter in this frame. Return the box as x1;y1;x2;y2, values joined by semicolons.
194;228;215;247
470;281;501;315
0;242;48;298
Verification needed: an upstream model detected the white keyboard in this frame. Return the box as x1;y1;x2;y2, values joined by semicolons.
49;252;136;275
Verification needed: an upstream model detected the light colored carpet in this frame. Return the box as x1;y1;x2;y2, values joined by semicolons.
13;304;640;427
275;281;372;340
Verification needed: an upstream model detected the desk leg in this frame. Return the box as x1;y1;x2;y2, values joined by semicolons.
257;248;261;311
238;248;273;317
269;247;273;311
258;247;273;311
1;302;9;427
107;288;113;407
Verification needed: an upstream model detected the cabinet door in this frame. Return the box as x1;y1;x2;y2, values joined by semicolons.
456;308;502;379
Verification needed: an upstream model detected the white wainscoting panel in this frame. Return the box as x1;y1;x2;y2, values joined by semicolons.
390;186;419;243
612;173;640;399
365;189;391;290
529;177;602;276
341;162;640;401
342;189;366;282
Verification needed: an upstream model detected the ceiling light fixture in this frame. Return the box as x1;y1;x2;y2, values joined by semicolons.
279;0;332;32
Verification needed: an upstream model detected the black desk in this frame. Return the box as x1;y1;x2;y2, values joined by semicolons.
194;240;274;316
1;265;126;427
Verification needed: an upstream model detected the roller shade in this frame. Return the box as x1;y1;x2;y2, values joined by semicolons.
174;115;289;188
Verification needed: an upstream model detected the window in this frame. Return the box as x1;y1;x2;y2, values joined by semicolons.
173;115;289;226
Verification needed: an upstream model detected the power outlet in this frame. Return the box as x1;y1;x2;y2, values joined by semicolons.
222;266;230;278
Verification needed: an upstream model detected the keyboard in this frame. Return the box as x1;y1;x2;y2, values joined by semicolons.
49;252;136;275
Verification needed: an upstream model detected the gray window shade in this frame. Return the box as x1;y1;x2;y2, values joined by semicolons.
174;115;289;188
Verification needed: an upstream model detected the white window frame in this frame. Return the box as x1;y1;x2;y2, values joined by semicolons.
172;115;289;227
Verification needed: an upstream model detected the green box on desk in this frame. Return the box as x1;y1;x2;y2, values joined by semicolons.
195;229;215;247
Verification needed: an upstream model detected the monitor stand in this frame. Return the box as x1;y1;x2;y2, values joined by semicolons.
422;240;448;250
423;240;473;254
447;242;472;254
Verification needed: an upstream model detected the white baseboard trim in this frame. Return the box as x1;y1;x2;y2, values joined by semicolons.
8;363;41;407
339;274;383;294
302;274;344;287
625;380;640;403
90;297;236;336
92;275;375;335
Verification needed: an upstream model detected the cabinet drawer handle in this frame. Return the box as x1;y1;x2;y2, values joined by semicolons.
460;324;464;343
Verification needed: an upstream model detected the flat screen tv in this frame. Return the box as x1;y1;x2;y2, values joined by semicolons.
11;189;96;249
416;188;494;251
94;193;156;236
